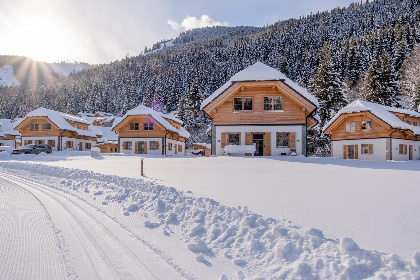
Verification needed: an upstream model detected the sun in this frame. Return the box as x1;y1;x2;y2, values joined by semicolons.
3;10;78;63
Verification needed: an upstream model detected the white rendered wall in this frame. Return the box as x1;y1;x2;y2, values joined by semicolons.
332;138;387;161
21;136;60;151
119;137;186;156
215;125;303;156
61;137;96;151
391;138;420;161
0;139;15;147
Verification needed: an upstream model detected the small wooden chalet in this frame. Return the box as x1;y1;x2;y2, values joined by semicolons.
95;126;119;153
323;99;420;161
112;105;189;155
0;119;20;147
15;108;101;151
201;62;319;156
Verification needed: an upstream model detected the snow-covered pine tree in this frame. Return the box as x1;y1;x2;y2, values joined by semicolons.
361;51;400;107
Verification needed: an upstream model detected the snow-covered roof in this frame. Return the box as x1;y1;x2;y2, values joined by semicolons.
112;105;190;138
96;126;118;143
21;108;101;138
0;119;20;137
323;99;420;135
163;111;184;125
201;62;319;110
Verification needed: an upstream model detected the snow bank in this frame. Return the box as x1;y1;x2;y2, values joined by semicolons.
0;162;419;279
224;145;256;154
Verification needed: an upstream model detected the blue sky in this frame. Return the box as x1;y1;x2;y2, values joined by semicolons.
0;0;356;64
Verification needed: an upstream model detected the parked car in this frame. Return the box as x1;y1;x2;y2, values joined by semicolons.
12;144;52;155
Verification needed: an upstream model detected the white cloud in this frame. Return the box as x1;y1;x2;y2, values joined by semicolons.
167;15;228;31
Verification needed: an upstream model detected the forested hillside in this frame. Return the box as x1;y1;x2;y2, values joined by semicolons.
1;0;420;152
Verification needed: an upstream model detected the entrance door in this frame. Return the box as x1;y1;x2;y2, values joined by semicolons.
348;145;355;159
409;145;413;160
135;141;147;154
253;134;264;156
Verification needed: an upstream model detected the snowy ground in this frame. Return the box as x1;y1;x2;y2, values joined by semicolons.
1;152;420;279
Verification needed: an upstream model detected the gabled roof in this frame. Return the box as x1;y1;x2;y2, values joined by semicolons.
18;108;101;138
201;62;319;110
112;105;190;138
96;126;118;143
0;119;20;137
323;99;420;135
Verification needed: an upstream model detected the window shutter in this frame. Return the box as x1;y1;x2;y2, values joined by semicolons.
263;132;271;156
24;140;28;146
221;133;227;148
404;144;407;155
41;140;45;144
123;142;127;150
399;144;403;154
368;144;373;154
343;145;348;159
144;142;147;154
51;140;55;147
135;142;139;154
288;132;296;148
245;132;252;145
157;141;160;150
354;144;358;159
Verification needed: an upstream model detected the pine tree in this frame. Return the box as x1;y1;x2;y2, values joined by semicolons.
362;52;400;107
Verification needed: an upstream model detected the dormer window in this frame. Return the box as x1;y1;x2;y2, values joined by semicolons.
345;122;355;132
144;122;154;131
361;121;372;131
30;123;39;131
233;97;253;112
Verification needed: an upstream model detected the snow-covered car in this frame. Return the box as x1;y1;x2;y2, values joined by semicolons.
12;144;52;155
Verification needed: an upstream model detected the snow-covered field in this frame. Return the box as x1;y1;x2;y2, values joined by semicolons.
1;152;420;279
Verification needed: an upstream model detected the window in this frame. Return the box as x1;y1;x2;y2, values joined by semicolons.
42;123;51;130
233;97;253;112
36;140;43;144
27;140;33;144
129;123;139;130
66;141;73;148
361;144;373;154
399;144;407;155
150;141;159;150
123;142;132;150
30;123;39;131
85;143;91;149
48;140;55;147
228;133;240;145
264;97;283;111
0;143;3;146
178;144;182;152
276;132;289;147
361;121;372;131
144;122;154;131
168;142;172;150
346;122;355;132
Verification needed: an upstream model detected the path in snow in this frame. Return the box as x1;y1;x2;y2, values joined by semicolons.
0;173;184;280
0;178;66;280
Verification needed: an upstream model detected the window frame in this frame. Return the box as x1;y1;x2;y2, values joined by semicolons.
149;141;159;150
168;142;173;150
276;132;289;148
42;123;51;130
66;141;73;148
227;133;241;145
233;97;253;112
30;123;39;131
129;123;139;131
144;122;154;131
85;143;91;149
361;120;372;131
264;96;283;111
361;144;369;154
345;122;355;132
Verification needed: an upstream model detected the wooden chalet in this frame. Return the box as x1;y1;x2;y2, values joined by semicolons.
15;108;101;151
323;99;420;161
201;62;319;156
0;119;20;147
112;105;189;155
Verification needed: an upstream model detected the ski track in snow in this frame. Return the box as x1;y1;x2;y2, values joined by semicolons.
0;178;66;280
0;172;184;280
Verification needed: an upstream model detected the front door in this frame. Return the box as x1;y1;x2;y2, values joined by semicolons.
348;145;355;159
253;133;264;156
409;145;413;160
135;141;147;154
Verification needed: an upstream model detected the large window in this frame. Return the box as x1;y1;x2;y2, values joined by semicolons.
42;123;51;130
264;97;283;111
129;123;139;131
30;123;39;131
276;132;289;147
228;133;240;145
361;120;372;131
144;122;154;131
399;144;407;155
123;141;132;150
233;97;253;112
346;122;355;132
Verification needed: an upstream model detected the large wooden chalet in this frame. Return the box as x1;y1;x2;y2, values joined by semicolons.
323;99;420;161
15;108;101;151
112;105;189;155
201;62;319;156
